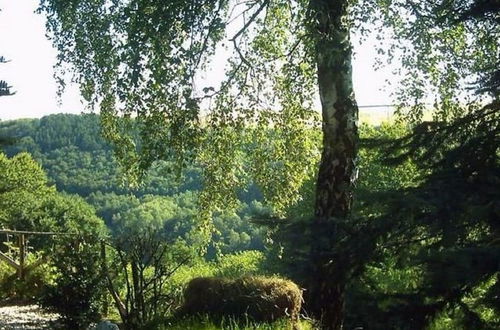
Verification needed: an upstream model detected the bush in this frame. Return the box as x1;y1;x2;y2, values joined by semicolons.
41;240;106;329
0;251;55;303
214;251;265;278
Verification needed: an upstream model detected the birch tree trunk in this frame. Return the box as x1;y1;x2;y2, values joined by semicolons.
308;0;358;328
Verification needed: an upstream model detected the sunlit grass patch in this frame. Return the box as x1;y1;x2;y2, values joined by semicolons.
160;314;315;330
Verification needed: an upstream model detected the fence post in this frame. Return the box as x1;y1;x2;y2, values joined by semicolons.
18;234;25;280
101;240;109;316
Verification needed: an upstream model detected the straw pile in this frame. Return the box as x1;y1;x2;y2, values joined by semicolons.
179;276;302;325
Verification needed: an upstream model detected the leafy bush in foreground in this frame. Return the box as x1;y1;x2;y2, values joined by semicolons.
41;240;106;330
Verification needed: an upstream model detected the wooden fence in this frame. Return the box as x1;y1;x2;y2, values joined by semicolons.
0;229;73;280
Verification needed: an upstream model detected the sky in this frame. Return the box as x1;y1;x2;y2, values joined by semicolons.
0;0;396;121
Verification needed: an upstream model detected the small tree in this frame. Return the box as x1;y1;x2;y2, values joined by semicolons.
102;227;190;330
38;194;107;329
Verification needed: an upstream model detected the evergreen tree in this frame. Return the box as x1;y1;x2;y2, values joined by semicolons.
353;3;500;328
0;56;14;97
1;6;16;147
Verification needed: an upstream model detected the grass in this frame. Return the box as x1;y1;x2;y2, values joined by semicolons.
158;315;316;330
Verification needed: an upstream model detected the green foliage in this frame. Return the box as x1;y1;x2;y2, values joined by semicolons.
0;150;107;328
42;193;107;235
344;111;498;329
0;115;202;197
171;250;266;283
281;123;420;222
213;251;265;278
2;113;497;329
87;192;141;226
0;152;54;229
357;123;420;191
429;275;500;330
0;55;14;97
34;1;498;328
0;115;267;256
354;0;498;122
37;0;319;226
0;151;107;239
41;240;106;330
104;226;186;329
166;250;266;311
104;192;268;257
0;252;55;303
348;23;499;330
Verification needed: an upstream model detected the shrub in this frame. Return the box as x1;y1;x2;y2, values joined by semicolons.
215;251;265;278
41;240;106;330
103;228;195;330
0;252;55;303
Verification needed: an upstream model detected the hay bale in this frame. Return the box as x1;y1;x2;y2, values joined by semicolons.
178;276;302;325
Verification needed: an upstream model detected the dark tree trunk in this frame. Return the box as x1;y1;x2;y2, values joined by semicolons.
307;0;358;329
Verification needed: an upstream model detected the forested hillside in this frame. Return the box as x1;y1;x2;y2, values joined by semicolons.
0;114;267;256
0;114;199;196
1;113;497;329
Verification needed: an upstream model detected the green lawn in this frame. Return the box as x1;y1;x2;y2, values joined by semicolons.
158;316;315;330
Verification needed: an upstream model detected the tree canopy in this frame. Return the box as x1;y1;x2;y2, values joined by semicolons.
36;0;497;208
0;151;104;233
37;0;498;328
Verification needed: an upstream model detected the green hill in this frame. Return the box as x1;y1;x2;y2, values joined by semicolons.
0;113;267;256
